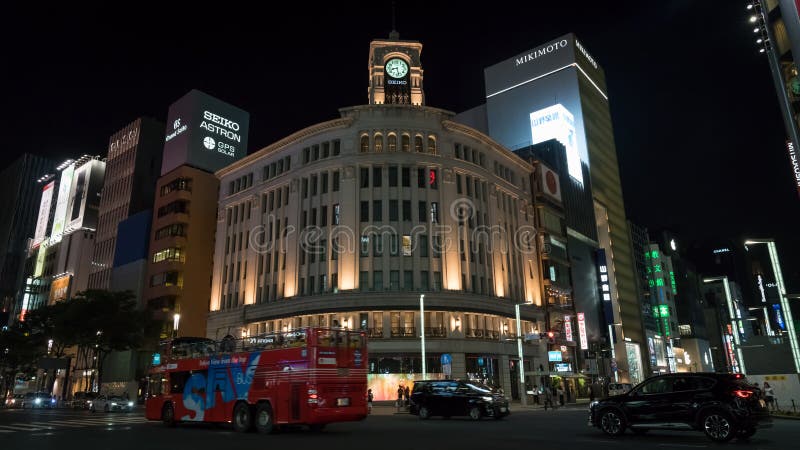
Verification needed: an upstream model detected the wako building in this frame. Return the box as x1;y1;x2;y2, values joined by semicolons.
206;34;545;401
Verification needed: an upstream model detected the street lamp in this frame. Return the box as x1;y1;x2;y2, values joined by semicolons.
703;276;746;374
744;239;800;373
515;303;528;406
419;294;426;379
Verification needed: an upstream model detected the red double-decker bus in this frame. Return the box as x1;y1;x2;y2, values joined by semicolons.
145;327;367;433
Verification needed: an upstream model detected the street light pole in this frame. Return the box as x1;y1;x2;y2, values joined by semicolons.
173;314;180;339
420;294;426;379
515;303;527;406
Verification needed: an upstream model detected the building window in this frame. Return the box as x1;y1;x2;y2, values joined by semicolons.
321;172;328;194
360;167;369;188
360;236;369;257
373;235;383;257
373;271;383;291
401;135;410;152
420;271;429;291
155;223;187;240
333;170;340;191
311;175;318;196
313;144;320;160
430;202;439;223
373;167;382;187
414;135;423;153
402;200;411;222
389;165;398;187
160;177;192;196
359;271;369;290
157;200;189;217
374;134;384;152
302;178;308;198
389;200;399;221
321;205;328;226
432;272;442;291
333;204;341;225
388;134;397;152
430;169;438;189
417;168;426;188
360;201;369;222
303;147;310;164
373;200;382;222
402;235;412;256
333;139;341;155
418;201;426;223
150;271;182;288
455;143;462;159
390;234;399;256
404;270;413;289
322;142;330;158
419;235;428;258
152;247;185;263
390;270;400;290
360;135;369;153
428;136;436;154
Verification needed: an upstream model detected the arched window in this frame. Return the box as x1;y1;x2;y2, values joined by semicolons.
428;136;437;154
360;135;369;153
388;134;397;152
374;134;384;152
401;134;410;152
414;135;423;153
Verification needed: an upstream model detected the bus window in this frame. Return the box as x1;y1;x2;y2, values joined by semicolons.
170;372;190;394
147;375;165;396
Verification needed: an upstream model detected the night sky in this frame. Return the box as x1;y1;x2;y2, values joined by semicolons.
3;2;799;288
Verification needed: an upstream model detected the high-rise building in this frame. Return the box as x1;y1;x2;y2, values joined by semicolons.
87;117;164;289
205;34;548;402
0;154;55;323
465;34;642;382
143;90;249;339
752;0;800;199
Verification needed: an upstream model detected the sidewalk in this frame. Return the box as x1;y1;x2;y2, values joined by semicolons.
367;399;590;416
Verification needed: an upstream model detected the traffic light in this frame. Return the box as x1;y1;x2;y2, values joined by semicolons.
547;331;555;344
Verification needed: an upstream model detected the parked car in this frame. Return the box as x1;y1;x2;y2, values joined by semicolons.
21;392;56;409
607;382;633;397
4;394;25;408
409;380;510;420
90;395;134;413
70;391;99;410
589;373;772;442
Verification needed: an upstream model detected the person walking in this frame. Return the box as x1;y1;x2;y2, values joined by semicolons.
397;385;404;412
404;385;411;408
543;385;553;410
763;382;776;411
367;389;374;414
557;383;565;406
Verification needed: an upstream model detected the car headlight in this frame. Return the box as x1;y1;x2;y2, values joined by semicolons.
51;398;56;404
9;399;14;404
128;402;134;407
111;402;118;406
481;396;493;402
35;398;41;404
87;401;93;406
589;400;599;409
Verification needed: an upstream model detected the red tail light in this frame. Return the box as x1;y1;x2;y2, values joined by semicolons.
733;389;753;399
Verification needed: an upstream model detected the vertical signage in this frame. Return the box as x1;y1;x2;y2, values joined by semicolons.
597;249;615;338
51;164;75;242
563;315;573;341
33;181;55;246
773;303;786;330
577;313;588;350
787;140;800;198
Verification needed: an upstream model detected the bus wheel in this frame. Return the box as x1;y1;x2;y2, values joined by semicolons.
162;403;176;428
233;402;253;433
255;403;275;434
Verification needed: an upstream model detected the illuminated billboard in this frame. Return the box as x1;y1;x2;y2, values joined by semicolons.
50;163;75;242
485;33;605;190
49;275;71;304
162;89;250;175
66;159;105;232
33;181;55;246
530;104;582;184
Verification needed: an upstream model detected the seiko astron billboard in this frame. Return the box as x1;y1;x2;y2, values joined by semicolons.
162;89;250;175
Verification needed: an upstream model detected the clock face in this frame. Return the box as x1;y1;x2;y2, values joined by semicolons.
385;58;409;79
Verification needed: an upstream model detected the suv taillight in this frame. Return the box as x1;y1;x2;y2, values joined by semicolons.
733;389;753;399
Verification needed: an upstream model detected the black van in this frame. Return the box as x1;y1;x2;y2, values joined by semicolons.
409;380;510;420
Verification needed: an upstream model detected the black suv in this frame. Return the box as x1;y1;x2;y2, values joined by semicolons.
589;373;772;442
409;380;510;420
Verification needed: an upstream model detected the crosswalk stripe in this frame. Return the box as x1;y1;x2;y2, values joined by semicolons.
1;424;47;431
30;421;85;428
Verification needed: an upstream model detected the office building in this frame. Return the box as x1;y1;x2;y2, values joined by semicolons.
0;154;55;323
87;117;164;289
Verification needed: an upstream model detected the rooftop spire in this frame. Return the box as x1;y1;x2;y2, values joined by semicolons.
389;1;399;40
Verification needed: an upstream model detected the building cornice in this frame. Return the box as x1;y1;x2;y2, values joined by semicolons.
216;117;354;178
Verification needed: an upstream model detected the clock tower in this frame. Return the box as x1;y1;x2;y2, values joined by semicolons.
368;30;424;106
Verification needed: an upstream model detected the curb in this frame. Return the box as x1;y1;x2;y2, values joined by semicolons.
771;414;800;420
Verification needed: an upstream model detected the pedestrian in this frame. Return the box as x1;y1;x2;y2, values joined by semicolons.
558;383;565;406
533;385;540;405
543;385;553;410
404;385;410;408
397;385;404;412
367;389;374;414
588;384;594;402
763;382;775;411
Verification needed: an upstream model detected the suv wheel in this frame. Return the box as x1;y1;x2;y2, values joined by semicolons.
418;406;431;420
469;406;482;421
599;409;626;437
702;411;735;442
